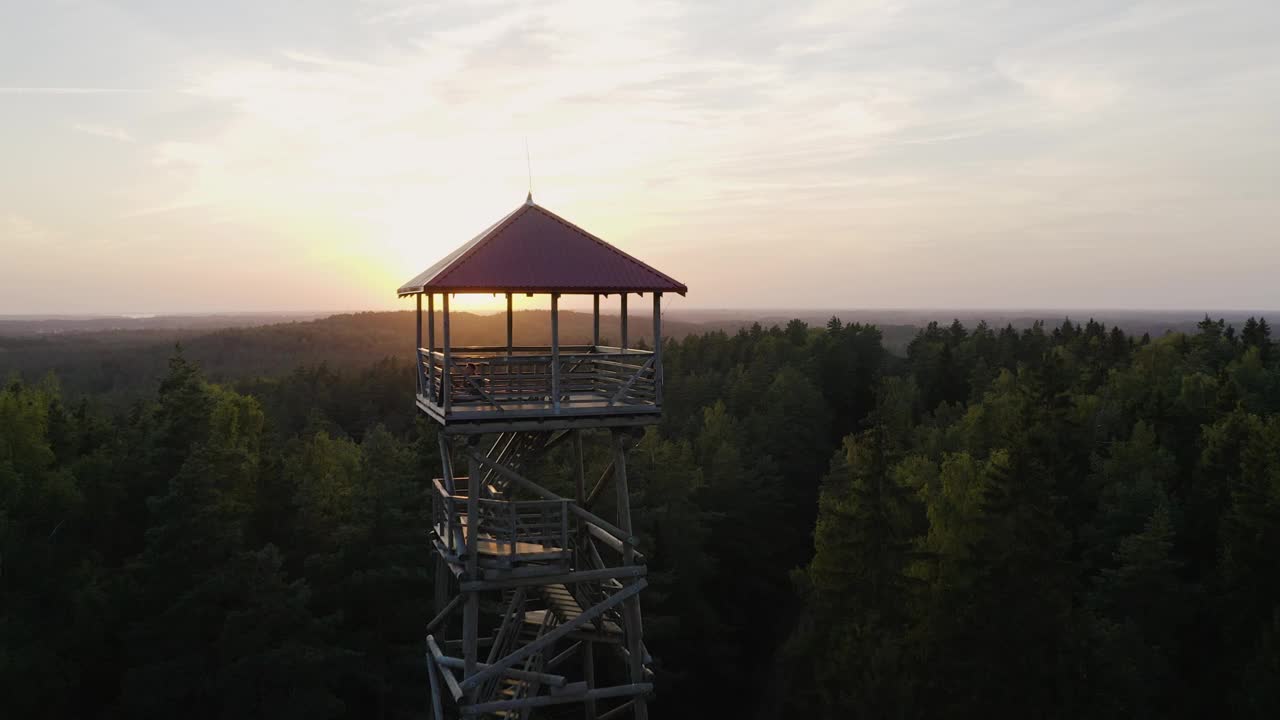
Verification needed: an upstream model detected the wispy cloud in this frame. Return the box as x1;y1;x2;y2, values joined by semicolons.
70;123;134;142
1;213;53;245
3;0;1279;313
0;87;150;94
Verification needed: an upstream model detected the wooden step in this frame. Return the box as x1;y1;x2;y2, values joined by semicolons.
536;586;623;635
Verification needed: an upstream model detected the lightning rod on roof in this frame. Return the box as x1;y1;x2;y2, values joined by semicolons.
525;136;533;204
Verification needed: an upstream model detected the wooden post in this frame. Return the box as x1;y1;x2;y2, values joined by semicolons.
552;293;561;413
584;638;597;720
578;431;598;720
434;554;449;635
613;430;648;720
612;431;635;567
620;294;628;352
427;294;436;404
464;437;481;700
593;294;600;348
427;652;444;720
415;293;423;396
506;292;513;360
652;293;662;406
442;294;451;415
439;433;454;495
574;431;588;558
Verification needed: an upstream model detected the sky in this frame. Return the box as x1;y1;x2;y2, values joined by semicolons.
2;0;1278;315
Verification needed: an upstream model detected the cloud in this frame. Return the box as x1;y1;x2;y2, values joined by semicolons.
995;57;1125;117
2;213;52;244
7;0;1278;312
0;87;149;94
70;123;134;142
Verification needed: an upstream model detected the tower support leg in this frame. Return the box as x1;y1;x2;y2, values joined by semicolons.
464;437;482;703
612;430;648;720
575;430;599;720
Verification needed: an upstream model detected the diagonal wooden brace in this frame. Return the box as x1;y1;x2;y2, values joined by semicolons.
459;579;647;692
608;355;655;406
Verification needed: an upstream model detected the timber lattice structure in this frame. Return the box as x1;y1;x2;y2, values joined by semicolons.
399;196;685;719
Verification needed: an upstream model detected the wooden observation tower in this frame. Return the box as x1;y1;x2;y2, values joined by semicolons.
399;196;686;719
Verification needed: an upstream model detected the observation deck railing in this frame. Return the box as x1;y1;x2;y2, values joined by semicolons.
416;345;660;423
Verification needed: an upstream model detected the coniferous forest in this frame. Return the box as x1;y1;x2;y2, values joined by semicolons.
4;314;1280;718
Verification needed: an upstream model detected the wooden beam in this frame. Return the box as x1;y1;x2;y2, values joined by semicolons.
584;636;598;720
435;655;568;688
460;564;646;592
598;698;634;720
620;294;628;351
614;431;636;567
486;587;525;665
442;293;452;414
438;434;455;495
464;438;481;696
426;593;462;634
586;460;614;508
574;430;587;541
438;413;660;436
587;522;629;556
613;429;648;720
544;428;574;452
427;651;444;720
426;635;464;702
434;555;449;635
551;293;561;413
427;294;436;404
545;641;581;671
608;355;655;406
462;683;652;716
652;292;662;405
506;292;513;359
416;293;423;395
459;580;648;692
593;294;600;346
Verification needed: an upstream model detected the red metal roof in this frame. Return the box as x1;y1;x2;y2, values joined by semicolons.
397;199;687;296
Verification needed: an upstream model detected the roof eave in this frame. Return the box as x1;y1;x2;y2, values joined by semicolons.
398;285;686;297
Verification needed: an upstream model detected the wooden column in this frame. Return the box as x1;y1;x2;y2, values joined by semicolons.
436;433;453;644
442;294;451;415
439;433;454;495
592;294;600;347
427;294;436;404
576;430;598;719
583;640;598;720
434;553;449;633
612;430;648;720
464;437;481;700
415;293;423;395
652;293;662;406
506;292;513;360
620;294;629;351
551;293;561;413
574;431;588;546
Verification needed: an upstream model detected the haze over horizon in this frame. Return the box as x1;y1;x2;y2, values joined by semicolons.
4;1;1278;315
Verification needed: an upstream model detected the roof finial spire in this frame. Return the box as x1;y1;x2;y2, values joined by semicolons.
524;136;533;204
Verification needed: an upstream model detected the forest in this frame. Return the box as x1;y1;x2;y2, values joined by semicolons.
3;313;1280;718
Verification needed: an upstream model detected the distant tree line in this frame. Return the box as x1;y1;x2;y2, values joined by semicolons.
2;314;1278;718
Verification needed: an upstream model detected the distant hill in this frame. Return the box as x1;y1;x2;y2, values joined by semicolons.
5;307;1270;403
0;312;329;336
0;310;918;402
